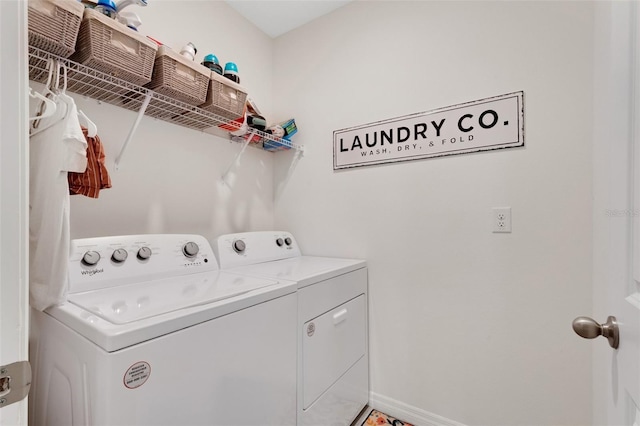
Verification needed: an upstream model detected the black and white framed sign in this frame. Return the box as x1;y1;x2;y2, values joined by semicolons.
333;91;525;170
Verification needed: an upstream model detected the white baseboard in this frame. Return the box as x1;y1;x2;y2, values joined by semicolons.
368;392;466;426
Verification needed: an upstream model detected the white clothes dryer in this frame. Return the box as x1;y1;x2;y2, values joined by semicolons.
214;231;369;426
29;234;297;426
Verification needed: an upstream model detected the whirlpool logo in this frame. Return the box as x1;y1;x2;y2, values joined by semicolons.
81;268;104;276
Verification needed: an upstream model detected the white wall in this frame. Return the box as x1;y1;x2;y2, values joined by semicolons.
68;1;276;242
273;2;594;425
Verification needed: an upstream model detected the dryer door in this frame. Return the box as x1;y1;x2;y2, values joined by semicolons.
302;294;366;409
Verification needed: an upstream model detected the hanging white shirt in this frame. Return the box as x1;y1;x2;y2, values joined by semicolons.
29;92;87;311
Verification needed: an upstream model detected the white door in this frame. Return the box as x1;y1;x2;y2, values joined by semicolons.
0;0;30;425
590;2;640;425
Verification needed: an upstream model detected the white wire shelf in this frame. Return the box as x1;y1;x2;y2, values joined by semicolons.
27;46;303;153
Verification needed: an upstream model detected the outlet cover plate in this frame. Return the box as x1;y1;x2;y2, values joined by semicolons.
493;207;512;233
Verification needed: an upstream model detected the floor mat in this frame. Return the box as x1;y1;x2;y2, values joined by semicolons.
360;409;414;426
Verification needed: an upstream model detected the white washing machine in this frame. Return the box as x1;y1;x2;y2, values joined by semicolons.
214;231;369;426
29;234;297;426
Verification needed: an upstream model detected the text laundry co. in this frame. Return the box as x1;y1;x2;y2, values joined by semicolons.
333;92;524;170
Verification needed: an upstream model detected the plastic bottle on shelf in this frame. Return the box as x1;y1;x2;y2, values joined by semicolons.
95;0;118;18
115;0;148;13
180;42;197;61
223;62;240;84
118;11;142;30
201;54;223;75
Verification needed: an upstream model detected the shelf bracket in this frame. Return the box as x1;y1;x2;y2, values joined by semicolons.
221;133;253;185
274;144;305;201
114;92;152;170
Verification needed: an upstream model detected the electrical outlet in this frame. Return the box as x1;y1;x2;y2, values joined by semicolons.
493;207;512;233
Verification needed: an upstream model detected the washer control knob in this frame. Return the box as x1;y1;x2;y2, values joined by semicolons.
81;250;101;266
182;242;199;258
284;237;292;246
111;248;128;263
233;240;246;254
137;246;152;261
276;238;284;247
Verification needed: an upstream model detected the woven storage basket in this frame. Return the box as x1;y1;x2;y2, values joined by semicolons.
28;0;84;58
199;71;248;121
146;46;210;106
71;8;157;86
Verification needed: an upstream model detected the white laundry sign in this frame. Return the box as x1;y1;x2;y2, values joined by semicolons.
333;91;525;170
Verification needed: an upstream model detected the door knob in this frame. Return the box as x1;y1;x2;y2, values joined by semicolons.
572;316;619;349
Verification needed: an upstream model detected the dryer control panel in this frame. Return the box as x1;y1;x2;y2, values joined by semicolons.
68;234;218;293
215;231;302;269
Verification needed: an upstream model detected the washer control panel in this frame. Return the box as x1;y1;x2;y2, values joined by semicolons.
215;231;302;269
69;234;218;293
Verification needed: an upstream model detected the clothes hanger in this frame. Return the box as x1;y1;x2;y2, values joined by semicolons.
32;61;98;140
56;59;66;93
42;58;57;95
31;59;58;131
30;60;69;136
55;60;98;137
78;109;97;137
29;88;56;121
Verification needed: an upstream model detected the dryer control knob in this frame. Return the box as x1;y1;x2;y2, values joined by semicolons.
284;237;292;246
81;250;101;266
182;242;199;258
233;240;246;254
276;238;284;247
137;246;152;261
111;248;128;263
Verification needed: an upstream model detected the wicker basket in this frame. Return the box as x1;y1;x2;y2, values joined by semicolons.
28;0;84;58
71;8;158;86
146;46;210;106
198;71;248;121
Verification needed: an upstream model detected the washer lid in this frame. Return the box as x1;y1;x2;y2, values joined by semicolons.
227;256;366;288
46;272;295;352
67;270;277;325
